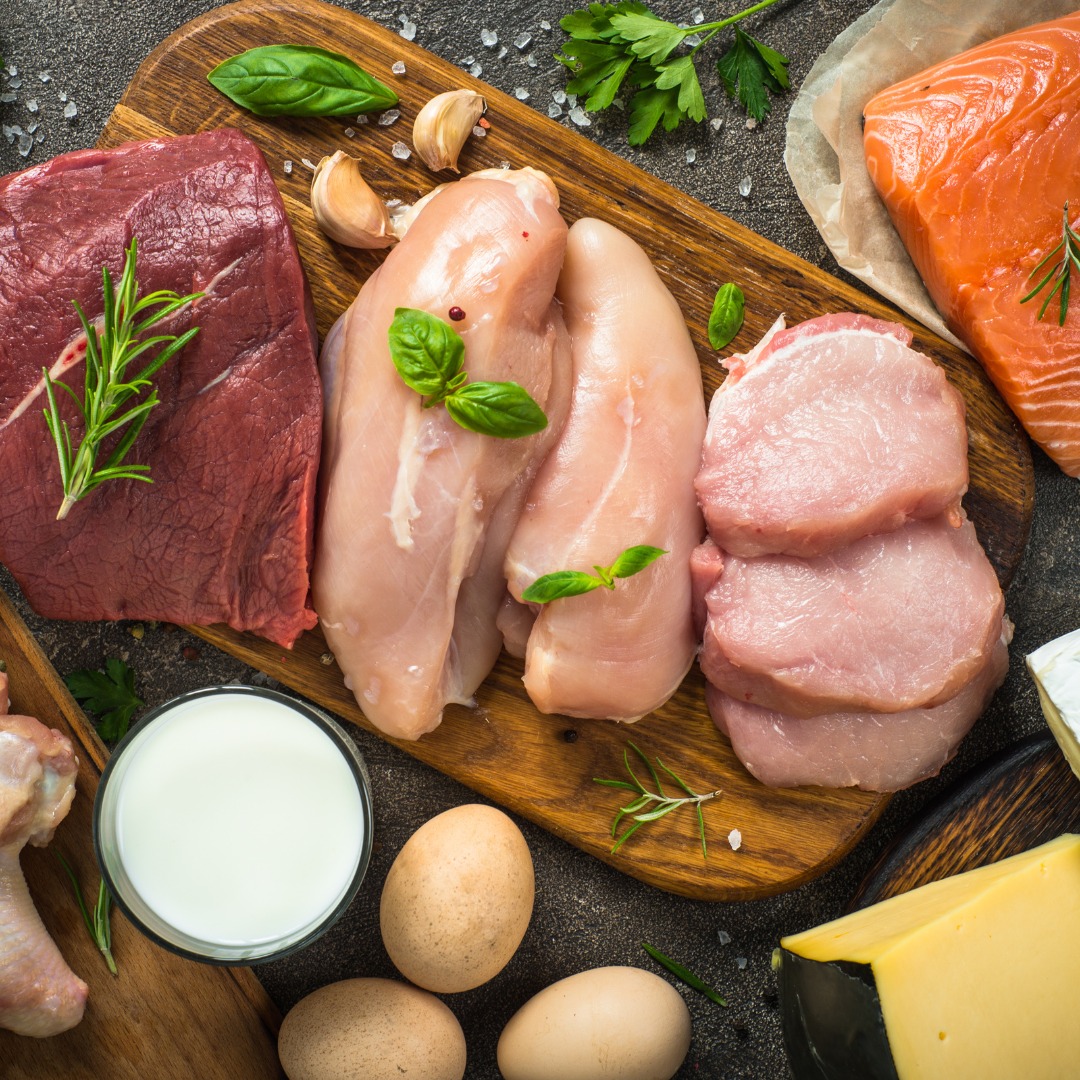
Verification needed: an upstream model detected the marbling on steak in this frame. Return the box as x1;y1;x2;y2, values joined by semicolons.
0;129;320;646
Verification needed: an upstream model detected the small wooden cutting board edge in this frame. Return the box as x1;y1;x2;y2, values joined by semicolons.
96;0;1033;903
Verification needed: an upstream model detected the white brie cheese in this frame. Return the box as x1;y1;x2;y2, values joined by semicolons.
1026;628;1080;781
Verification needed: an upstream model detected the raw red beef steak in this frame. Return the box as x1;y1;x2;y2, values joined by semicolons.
0;129;320;646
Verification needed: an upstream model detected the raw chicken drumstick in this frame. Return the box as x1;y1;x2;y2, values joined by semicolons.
0;670;86;1036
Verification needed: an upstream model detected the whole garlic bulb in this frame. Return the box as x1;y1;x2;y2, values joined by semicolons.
412;89;487;174
310;151;396;249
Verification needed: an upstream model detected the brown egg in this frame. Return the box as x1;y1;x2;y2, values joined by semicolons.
277;977;466;1080
497;966;692;1080
380;803;535;993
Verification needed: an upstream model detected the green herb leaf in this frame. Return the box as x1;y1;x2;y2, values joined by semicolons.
522;570;604;604
627;83;684;145
608;544;667;579
642;941;727;1005
611;10;686;65
708;283;746;349
66;658;142;741
387;309;548;439
388;307;465;402
523;545;666;605
716;27;786;123
55;852;118;975
595;740;722;857
207;44;397;117
42;238;202;520
445;381;549;439
1021;201;1080;326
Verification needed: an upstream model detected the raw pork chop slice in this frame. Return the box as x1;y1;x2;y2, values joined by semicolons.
700;515;1004;718
695;313;968;557
314;169;571;740
863;13;1080;474
706;620;1011;792
500;218;706;721
0;130;321;646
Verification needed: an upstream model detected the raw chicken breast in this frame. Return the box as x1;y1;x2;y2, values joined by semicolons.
501;218;706;720
863;13;1080;474
700;515;1004;718
707;620;1011;791
695;313;968;557
0;672;87;1036
314;170;571;740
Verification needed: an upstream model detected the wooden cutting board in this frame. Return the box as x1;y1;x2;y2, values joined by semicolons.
851;733;1080;908
96;0;1034;902
0;589;283;1077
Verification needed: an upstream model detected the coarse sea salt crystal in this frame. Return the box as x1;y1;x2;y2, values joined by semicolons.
717;930;732;946
691;6;705;23
63;100;77;119
38;71;51;83
462;55;476;65
356;114;369;124
391;60;406;75
728;827;743;850
686;148;697;164
514;32;532;49
0;92;15;103
5;64;17;77
547;102;562;119
344;127;356;138
391;141;411;160
745;117;757;130
378;108;401;126
737;176;752;197
58;91;67;102
710;117;723;131
567;93;578;108
2;125;16;143
552;89;566;105
569;105;590;127
540;20;551;31
736;956;748;970
34;129;44;144
400;21;417;41
498;45;508;60
481;28;498;47
472;124;486;137
514;87;530;101
17;132;32;156
283;160;293;174
685;33;702;47
8;76;22;90
469;63;483;78
526;53;537;68
26;99;38;113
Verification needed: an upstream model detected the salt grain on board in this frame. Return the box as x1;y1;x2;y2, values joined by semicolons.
391;60;406;75
728;828;742;850
469;63;483;77
378;109;401;126
400;21;417;41
391;141;411;160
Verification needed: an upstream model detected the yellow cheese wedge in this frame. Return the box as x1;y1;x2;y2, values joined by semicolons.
1027;628;1080;782
777;834;1080;1080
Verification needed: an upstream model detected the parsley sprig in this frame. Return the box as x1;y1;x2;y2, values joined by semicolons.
557;0;792;145
65;658;143;741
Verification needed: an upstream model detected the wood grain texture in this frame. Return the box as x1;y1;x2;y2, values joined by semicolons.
0;591;283;1077
97;0;1034;901
852;733;1080;909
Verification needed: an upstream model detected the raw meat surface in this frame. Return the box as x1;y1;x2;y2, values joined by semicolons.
696;313;968;557
707;620;1011;791
700;516;1004;717
502;218;706;721
0;130;321;646
0;672;86;1037
314;169;571;740
863;13;1080;474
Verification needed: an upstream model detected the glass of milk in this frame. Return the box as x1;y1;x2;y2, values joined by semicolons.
93;685;374;964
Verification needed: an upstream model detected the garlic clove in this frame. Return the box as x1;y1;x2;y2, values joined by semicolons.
412;89;487;174
310;151;396;249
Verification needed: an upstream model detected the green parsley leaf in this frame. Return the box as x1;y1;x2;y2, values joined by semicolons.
654;55;706;124
611;10;686;65
708;283;746;349
716;26;787;123
66;658;143;741
627;83;684;146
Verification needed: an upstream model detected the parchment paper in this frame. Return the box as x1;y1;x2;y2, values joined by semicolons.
784;0;1078;350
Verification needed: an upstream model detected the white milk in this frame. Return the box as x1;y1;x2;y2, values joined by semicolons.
111;692;365;948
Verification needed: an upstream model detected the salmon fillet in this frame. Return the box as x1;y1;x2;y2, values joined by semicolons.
863;13;1080;474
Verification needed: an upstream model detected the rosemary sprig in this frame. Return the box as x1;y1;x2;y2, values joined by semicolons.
1021;201;1080;326
594;740;721;858
642;941;728;1006
43;237;202;520
55;852;117;975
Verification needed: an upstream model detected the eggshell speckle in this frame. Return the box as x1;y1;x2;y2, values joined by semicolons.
380;803;534;993
497;966;692;1080
278;977;466;1080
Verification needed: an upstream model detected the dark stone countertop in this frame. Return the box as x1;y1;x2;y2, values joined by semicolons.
1;1;1074;1077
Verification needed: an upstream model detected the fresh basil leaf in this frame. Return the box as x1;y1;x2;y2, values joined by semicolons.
608;544;667;579
444;381;548;439
642;942;728;1006
522;571;603;604
708;283;746;350
388;307;465;401
207;44;398;118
